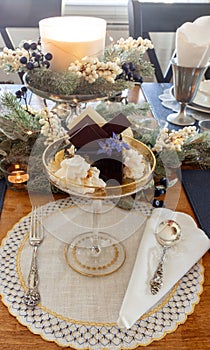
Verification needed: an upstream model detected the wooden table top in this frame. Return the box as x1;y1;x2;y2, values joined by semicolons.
0;86;209;350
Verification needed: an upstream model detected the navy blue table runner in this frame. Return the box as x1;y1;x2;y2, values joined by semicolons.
141;82;177;128
141;82;201;131
0;178;7;214
182;169;210;239
141;83;210;238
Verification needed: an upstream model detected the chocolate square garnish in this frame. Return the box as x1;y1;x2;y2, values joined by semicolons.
69;123;108;149
67;111;130;186
102;113;131;136
68;115;102;137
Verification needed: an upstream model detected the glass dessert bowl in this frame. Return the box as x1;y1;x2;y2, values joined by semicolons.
42;135;156;276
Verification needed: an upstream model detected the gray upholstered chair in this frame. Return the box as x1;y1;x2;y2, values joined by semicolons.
128;1;210;82
0;0;63;82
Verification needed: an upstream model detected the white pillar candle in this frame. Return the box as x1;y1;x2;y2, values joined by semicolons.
39;16;106;72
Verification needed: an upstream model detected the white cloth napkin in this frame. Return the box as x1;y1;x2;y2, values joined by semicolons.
117;208;210;329
176;16;210;67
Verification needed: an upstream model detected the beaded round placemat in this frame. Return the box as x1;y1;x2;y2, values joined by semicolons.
0;197;204;350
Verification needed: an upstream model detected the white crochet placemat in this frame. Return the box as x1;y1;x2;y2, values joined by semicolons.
0;197;204;350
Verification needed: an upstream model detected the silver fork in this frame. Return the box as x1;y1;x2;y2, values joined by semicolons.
24;206;44;307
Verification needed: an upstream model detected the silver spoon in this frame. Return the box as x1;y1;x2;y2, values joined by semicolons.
150;219;182;295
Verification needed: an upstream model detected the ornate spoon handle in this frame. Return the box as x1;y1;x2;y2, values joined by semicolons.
150;246;167;295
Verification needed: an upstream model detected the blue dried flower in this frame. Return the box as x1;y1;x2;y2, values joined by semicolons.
97;132;130;156
111;132;130;152
97;138;114;156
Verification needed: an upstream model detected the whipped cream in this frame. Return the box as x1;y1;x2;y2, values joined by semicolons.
55;155;90;180
123;148;145;179
54;155;106;194
84;167;106;189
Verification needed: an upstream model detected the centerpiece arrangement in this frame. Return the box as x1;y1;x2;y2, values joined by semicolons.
0;21;155;191
0;15;209;195
0;35;154;101
0;84;209;194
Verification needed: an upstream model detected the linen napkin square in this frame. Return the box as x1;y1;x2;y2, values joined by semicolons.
117;208;210;329
176;16;210;67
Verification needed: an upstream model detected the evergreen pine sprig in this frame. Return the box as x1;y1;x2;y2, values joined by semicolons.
25;68;79;96
134;127;210;179
0;92;40;140
95;101;150;120
103;45;154;78
25;68;132;98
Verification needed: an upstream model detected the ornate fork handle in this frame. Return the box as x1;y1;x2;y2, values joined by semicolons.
150;246;167;295
24;245;41;307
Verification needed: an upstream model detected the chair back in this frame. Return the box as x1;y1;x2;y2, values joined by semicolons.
128;1;210;82
0;0;63;49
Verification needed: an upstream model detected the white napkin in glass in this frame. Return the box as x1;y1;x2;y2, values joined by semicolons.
117;208;210;329
176;16;210;67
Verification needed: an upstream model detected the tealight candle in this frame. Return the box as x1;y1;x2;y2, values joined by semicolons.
39;16;106;72
8;170;29;184
6;164;29;191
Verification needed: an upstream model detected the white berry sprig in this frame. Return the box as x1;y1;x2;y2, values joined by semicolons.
68;56;122;84
153;126;198;153
0;47;29;72
39;107;68;145
116;36;154;54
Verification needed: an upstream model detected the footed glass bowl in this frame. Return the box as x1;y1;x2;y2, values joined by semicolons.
42;135;156;276
25;78;106;105
24;72;107;120
42;135;156;199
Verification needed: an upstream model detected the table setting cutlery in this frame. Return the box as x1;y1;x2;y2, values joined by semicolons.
24;206;44;307
149;219;182;295
0;194;209;349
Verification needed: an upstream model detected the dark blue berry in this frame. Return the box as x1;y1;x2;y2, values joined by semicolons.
15;90;22;98
159;177;168;188
127;72;133;80
154;188;162;197
45;53;53;60
21;86;27;93
26;62;34;70
43;61;50;68
129;62;136;71
133;73;143;83
34;54;41;62
160;187;166;195
19;56;27;64
23;42;30;50
152;199;164;208
30;42;37;50
122;62;129;72
154;187;166;197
